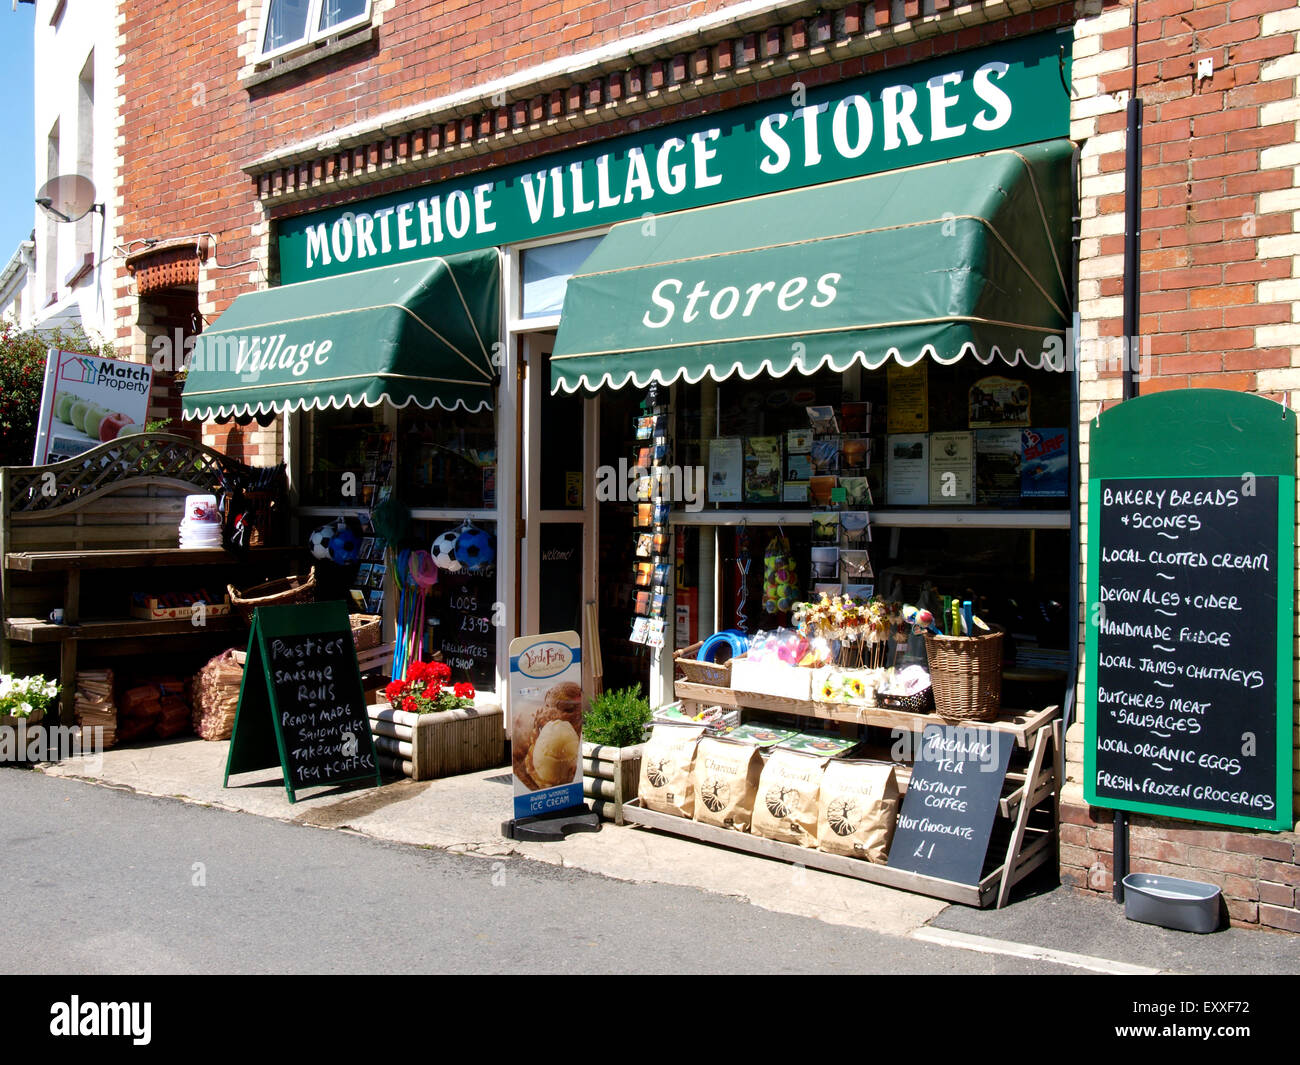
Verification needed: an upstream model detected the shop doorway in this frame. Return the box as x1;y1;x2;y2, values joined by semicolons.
519;334;599;692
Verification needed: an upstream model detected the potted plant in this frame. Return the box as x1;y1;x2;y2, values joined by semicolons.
0;673;59;730
582;684;652;825
370;660;505;780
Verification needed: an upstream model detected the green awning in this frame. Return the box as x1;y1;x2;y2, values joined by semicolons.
551;142;1072;393
183;249;500;419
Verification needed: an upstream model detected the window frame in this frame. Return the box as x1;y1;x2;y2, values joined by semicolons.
255;0;373;63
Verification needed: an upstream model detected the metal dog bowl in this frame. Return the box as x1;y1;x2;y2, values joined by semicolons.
1122;873;1222;934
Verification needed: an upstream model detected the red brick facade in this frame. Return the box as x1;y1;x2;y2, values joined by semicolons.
1068;0;1300;928
115;0;1300;928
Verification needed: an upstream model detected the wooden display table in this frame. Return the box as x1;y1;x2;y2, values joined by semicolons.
4;546;305;723
627;679;1062;908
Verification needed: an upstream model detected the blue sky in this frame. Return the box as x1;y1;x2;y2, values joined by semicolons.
1;4;35;260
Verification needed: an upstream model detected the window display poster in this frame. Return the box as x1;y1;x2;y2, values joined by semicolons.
929;431;974;505
975;428;1022;504
32;349;154;464
886;362;928;434
509;631;585;820
886;434;929;505
707;438;743;502
743;435;782;502
1020;427;1069;497
968;375;1031;428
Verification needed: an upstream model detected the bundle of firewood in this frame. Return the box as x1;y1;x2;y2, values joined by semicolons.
190;648;244;741
74;669;117;749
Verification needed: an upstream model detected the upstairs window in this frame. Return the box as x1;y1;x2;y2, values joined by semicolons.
258;0;371;60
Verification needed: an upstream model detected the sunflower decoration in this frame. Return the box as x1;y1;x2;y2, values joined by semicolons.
818;673;843;702
844;674;867;700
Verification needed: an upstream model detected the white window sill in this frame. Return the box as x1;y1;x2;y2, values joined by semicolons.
241;23;377;89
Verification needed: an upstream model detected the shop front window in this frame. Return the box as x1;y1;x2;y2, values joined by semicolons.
668;358;1073;678
298;406;392;508
396;406;497;511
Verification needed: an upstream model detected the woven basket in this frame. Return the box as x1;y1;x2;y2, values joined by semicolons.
350;613;382;651
674;640;735;687
227;566;316;625
924;632;1004;722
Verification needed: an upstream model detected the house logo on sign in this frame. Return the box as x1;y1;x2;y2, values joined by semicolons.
60;356;100;384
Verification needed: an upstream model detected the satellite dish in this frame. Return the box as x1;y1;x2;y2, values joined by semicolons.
35;174;100;223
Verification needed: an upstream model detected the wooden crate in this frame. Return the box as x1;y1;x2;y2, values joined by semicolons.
369;697;505;780
582;741;644;825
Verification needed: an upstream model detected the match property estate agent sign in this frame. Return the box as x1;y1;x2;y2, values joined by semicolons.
1085;390;1295;832
225;601;381;803
509;631;585;820
32;349;154;464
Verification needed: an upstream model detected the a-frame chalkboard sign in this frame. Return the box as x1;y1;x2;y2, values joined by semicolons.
224;601;382;803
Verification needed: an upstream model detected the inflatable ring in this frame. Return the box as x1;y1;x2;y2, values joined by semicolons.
696;630;749;663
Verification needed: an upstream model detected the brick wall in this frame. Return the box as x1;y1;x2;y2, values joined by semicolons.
1068;0;1300;930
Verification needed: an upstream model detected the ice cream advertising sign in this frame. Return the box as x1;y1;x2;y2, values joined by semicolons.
32;349;154;465
509;631;584;820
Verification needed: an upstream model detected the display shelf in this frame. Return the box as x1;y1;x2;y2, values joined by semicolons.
4;546;304;572
5;615;243;643
657;679;1061;908
675;680;1057;748
668;508;1070;529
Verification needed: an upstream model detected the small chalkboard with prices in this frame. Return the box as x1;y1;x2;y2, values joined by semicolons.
224;601;381;803
887;725;1015;886
428;571;497;690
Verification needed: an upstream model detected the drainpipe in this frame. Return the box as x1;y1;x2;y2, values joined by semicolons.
1114;1;1144;904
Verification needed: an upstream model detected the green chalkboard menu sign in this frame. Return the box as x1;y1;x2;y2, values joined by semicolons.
225;601;382;803
1084;390;1295;831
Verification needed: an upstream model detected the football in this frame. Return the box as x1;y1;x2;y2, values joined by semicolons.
453;526;494;572
308;524;333;560
329;525;362;565
430;529;462;572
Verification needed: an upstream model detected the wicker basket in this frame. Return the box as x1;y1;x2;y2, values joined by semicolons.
924;632;1004;722
227;566;317;625
350;613;382;651
674;640;735;687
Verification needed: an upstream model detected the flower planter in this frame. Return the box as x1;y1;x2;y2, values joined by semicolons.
0;706;45;729
582;740;644;825
368;695;505;780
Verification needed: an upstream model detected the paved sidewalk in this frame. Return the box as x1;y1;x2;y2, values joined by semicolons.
35;737;1300;974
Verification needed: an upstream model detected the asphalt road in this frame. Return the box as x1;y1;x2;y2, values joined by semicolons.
2;765;1085;976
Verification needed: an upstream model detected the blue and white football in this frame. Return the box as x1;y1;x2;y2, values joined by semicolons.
329;525;361;564
453;526;494;571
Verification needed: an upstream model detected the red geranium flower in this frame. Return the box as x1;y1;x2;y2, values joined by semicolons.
453;682;475;699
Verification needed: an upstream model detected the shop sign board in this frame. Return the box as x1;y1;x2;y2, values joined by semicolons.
1084;390;1295;831
888;725;1014;885
279;30;1071;284
32;349;154;465
509;631;585;820
225;601;382;804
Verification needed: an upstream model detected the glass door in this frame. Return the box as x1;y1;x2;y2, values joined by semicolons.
520;334;599;694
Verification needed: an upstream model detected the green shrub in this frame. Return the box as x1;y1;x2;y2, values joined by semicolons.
583;684;652;748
